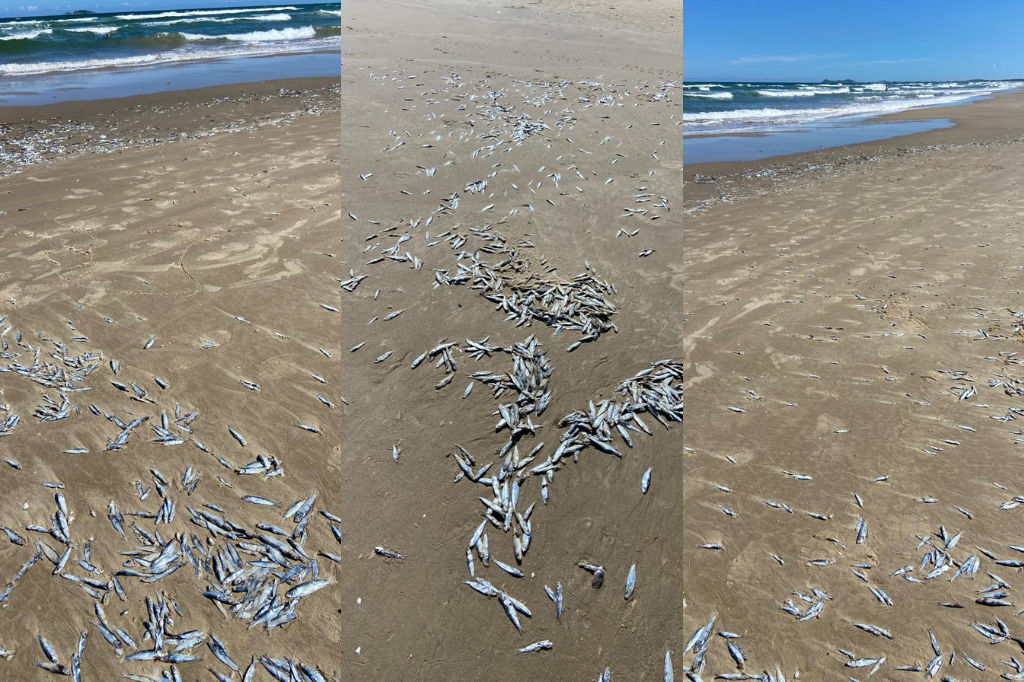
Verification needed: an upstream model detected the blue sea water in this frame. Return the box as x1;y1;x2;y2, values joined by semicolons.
0;3;340;78
684;80;1021;136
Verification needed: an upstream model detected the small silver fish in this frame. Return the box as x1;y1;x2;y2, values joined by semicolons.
518;640;552;654
285;580;330;599
242;496;277;507
228;428;247;447
375;546;404;560
624;563;637;600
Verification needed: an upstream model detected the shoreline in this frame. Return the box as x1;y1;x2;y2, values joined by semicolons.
0;74;339;123
0;76;339;176
683;89;1024;212
0;49;342;107
682;96;982;140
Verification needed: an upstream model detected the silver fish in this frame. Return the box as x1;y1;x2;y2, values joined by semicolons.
518;640;552;654
624;563;636;600
285;580;330;599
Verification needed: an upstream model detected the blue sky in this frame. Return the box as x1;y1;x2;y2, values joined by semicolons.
686;1;1024;82
0;0;321;17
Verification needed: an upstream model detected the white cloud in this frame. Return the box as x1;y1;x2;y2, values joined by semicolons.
732;53;841;65
826;57;929;67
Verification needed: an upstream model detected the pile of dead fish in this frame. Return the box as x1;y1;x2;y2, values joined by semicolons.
553;360;684;463
471;335;553;455
451;359;682;641
894;526;981;590
436;229;619;351
411;333;553;450
682;612;793;681
0;405;17;437
106;477;333;631
414;338;459;372
1;317;103;397
0;318;338;680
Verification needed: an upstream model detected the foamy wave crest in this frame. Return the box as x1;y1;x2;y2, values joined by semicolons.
117;7;298;21
142;13;292;26
684;91;732;99
902;87;974;96
66;26;119;34
179;26;315;42
319;9;342;16
754;90;816;97
55;17;97;22
0;19;45;27
685;107;806;123
795;85;850;93
0;35;340;76
682;84;725;90
0;28;51;40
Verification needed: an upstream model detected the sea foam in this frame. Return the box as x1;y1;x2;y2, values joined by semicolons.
179;26;316;42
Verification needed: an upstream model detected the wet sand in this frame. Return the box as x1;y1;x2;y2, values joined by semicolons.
0;0;682;680
684;91;1024;676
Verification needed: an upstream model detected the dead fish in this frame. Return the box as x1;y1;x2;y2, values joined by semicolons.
518;640;552;654
375;547;404;560
242;496;278;507
578;563;605;588
228;428;247;447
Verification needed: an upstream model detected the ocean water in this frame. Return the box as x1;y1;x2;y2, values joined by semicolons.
0;3;341;78
684;80;1022;135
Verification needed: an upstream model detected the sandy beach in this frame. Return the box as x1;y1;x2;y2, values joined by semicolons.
683;91;1024;676
0;1;682;680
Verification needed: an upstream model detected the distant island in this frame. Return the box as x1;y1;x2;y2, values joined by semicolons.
63;9;96;15
820;79;858;84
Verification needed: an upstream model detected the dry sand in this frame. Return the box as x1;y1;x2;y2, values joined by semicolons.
0;1;682;680
683;91;1024;677
538;0;682;38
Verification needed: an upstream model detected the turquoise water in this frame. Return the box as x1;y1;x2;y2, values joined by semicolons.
0;3;340;78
